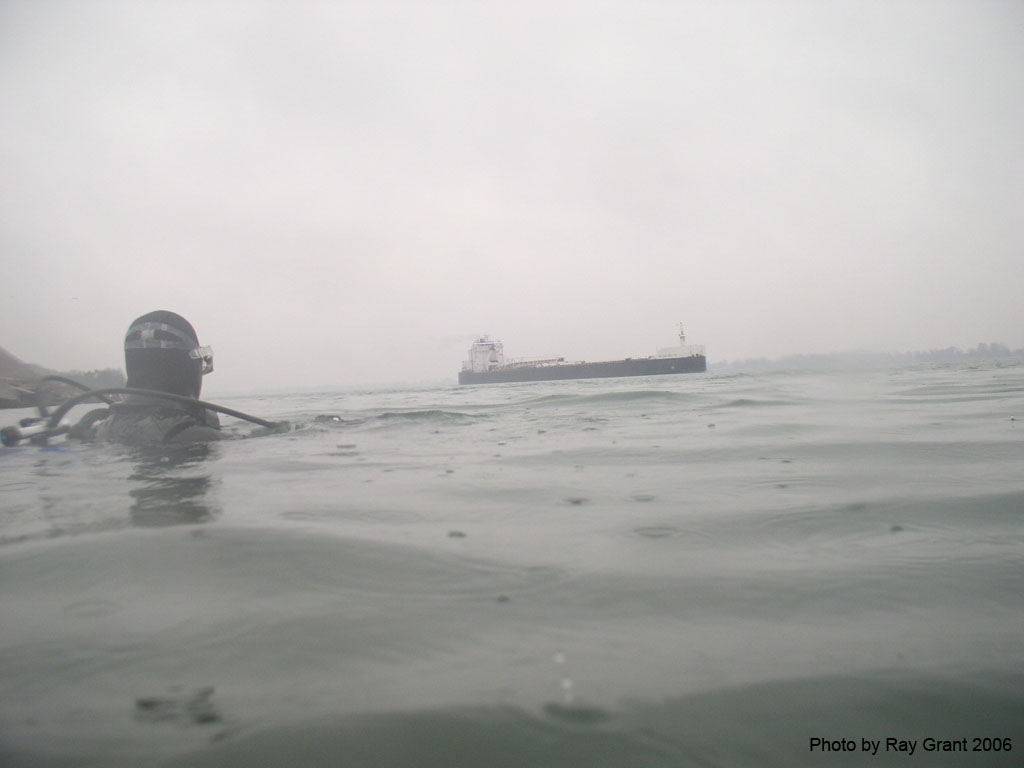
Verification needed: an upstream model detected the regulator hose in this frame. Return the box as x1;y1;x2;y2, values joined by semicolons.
33;374;118;417
45;388;284;431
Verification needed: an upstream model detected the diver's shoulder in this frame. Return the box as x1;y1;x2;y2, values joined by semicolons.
83;404;221;445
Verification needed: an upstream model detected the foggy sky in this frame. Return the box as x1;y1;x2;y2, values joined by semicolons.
2;0;1022;393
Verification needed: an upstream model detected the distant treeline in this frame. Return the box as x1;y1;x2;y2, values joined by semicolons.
904;342;1021;362
60;368;127;389
714;343;1024;372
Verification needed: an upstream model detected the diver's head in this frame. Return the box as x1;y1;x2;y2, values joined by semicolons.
123;311;213;398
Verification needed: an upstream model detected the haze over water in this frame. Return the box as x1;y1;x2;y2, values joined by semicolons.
3;1;1023;390
2;359;1022;766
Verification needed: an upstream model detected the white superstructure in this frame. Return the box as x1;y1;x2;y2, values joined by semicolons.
463;336;505;373
463;336;565;372
654;324;705;359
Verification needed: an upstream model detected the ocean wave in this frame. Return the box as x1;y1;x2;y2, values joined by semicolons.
153;672;1024;768
297;410;486;430
516;390;691;408
718;397;796;408
374;409;483;426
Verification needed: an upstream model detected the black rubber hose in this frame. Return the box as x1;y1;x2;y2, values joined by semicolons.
45;388;284;431
37;375;118;403
33;375;118;417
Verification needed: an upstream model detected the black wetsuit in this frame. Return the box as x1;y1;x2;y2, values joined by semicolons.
70;396;222;445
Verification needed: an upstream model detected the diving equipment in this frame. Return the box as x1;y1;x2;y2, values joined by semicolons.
2;384;286;447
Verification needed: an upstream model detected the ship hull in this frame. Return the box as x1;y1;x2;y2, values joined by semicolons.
458;355;706;385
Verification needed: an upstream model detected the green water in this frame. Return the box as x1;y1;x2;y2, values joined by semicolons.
2;362;1022;766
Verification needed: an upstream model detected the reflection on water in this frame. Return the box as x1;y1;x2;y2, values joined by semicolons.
128;443;219;527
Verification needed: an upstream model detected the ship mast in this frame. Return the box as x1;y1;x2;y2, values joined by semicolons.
678;323;686;345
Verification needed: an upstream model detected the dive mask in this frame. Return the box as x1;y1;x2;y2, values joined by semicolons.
125;321;214;375
189;345;215;375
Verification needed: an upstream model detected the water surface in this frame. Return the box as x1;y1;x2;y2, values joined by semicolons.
2;362;1022;766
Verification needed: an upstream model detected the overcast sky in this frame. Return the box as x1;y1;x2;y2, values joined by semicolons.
2;0;1022;393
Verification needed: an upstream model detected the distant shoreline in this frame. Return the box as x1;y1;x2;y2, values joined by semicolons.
712;343;1024;373
0;345;124;409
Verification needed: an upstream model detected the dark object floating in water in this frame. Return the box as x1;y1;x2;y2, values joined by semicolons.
448;530;467;538
135;686;221;725
459;326;706;384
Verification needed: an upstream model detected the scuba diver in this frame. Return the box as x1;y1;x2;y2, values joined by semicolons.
69;311;222;444
1;311;283;448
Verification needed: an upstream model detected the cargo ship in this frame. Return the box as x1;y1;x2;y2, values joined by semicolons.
458;326;706;385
